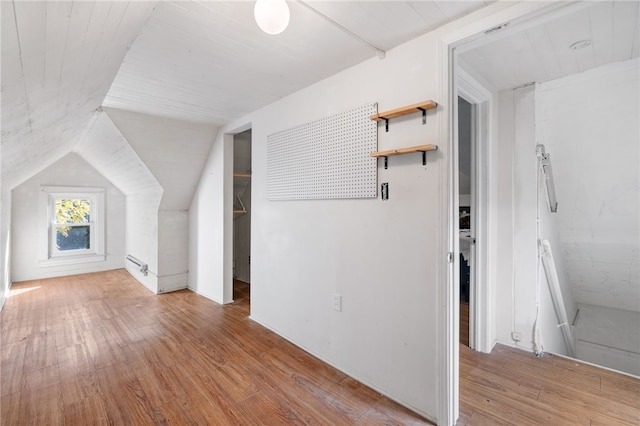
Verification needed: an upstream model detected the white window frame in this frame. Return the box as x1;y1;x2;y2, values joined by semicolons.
40;186;106;266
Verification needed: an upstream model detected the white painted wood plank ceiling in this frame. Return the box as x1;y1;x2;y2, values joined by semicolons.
75;111;162;196
1;0;156;190
3;0;492;192
102;0;492;125
104;107;218;210
458;1;640;91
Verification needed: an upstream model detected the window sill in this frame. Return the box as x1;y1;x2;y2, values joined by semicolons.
39;254;106;267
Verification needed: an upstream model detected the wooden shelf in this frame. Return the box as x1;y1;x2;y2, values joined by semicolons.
233;173;251;178
370;144;437;158
370;144;438;169
233;210;247;215
371;100;437;131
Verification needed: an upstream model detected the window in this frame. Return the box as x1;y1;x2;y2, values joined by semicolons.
41;187;105;265
52;197;93;255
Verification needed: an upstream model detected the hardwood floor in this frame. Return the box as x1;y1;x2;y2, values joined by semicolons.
2;270;639;425
1;270;431;425
458;344;640;425
460;302;469;348
233;279;250;306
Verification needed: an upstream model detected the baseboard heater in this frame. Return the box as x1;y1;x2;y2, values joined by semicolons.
126;255;148;276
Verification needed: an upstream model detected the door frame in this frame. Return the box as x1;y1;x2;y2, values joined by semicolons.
457;68;493;353
437;2;573;424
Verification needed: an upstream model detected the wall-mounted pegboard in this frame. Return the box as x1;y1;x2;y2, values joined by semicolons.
267;103;378;200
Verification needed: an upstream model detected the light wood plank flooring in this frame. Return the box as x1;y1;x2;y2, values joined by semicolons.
2;270;639;425
1;270;431;425
459;338;640;425
460;302;470;348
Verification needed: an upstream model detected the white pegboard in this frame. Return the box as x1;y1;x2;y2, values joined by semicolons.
267;103;378;200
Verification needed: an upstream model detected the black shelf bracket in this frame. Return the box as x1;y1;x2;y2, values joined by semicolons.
418;107;427;124
378;151;430;169
384;118;389;132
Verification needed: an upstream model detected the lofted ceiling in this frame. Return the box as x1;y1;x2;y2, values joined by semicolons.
104;107;218;210
1;0;157;190
458;1;640;91
2;0;492;194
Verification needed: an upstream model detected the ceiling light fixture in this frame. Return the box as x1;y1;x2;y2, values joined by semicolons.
569;39;591;50
254;0;290;35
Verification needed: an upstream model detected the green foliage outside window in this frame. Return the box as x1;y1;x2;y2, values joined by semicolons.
55;199;91;237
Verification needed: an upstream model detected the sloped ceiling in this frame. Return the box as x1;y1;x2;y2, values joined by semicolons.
74;110;162;197
2;0;493;197
1;1;157;190
102;0;492;125
104;107;218;210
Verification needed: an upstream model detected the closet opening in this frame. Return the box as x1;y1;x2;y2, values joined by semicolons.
233;129;252;311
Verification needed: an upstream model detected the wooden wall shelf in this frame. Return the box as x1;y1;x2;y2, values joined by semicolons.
370;144;438;169
371;100;437;132
233;173;251;178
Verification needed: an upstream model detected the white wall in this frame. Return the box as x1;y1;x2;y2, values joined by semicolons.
536;59;640;313
11;153;126;281
99;108;217;294
492;59;639;358
511;86;542;351
158;209;188;292
533;58;640;368
190;24;451;420
493;85;575;356
189;133;233;303
494;89;516;347
0;138;7;308
125;192;161;293
0;188;11;309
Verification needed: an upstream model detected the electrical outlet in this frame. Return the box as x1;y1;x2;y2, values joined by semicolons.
332;294;342;312
511;331;522;342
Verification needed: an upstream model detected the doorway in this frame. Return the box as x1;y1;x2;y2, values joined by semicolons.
458;96;474;348
455;68;492;353
452;0;640;376
233;129;252;309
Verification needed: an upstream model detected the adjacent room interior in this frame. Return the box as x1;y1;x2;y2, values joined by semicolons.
456;0;640;376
